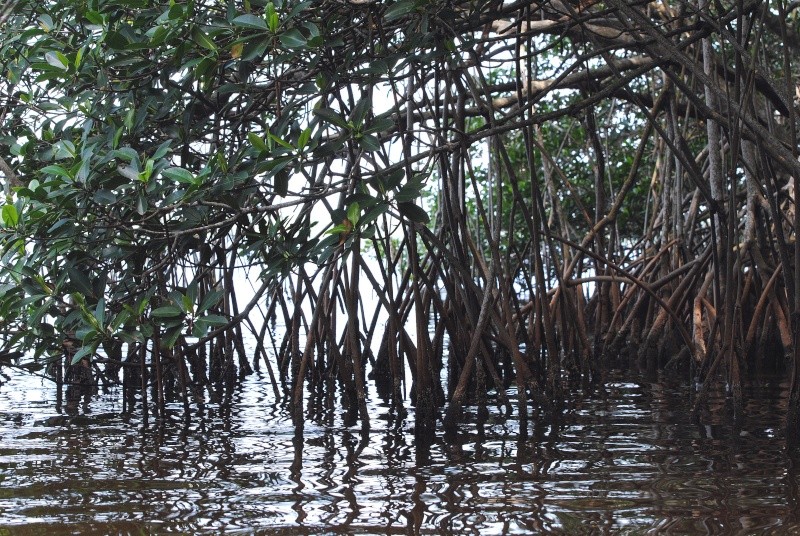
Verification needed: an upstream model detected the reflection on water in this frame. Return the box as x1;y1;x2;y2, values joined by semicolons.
0;368;798;534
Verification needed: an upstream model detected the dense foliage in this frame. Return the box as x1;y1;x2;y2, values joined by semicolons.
2;0;800;438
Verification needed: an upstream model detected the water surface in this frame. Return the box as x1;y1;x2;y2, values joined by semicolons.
0;367;797;534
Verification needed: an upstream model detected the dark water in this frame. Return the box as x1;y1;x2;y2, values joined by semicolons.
1;367;798;535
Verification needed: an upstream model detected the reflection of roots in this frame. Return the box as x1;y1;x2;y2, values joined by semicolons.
64;359;93;414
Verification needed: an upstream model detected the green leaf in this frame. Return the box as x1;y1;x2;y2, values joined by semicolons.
44;51;69;71
93;189;117;205
398;201;429;224
162;326;183;349
313;107;348;129
30;299;53;327
193;26;218;52
68;268;94;297
326;223;350;236
114;147;139;162
84;11;104;25
38;14;54;32
119;331;145;345
105;31;129;50
194;316;228;336
167;3;185;21
363;116;395;135
75;47;84;69
266;2;279;32
151;305;184;318
292;4;316;23
351;97;371;126
47;218;72;234
248;132;269;152
297;127;312;150
313;234;340;263
200;314;229;326
136;192;148;215
152;140;173;160
70;345;95;365
385;0;416;21
139;324;154;338
95;297;106;329
347;202;360;227
358;134;380;152
118;165;140;182
151;25;172;46
40;164;72;179
358;59;389;75
279;28;306;48
181;293;193;314
198;289;224;314
109;310;131;332
396;182;422;202
162;167;196;184
186;282;199;304
360;202;389;227
75;326;97;344
268;132;294;150
142;158;154;182
385;169;405;189
240;40;269;61
191;322;205;338
232;14;268;30
1;205;19;227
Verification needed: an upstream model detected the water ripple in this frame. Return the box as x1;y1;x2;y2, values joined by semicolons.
1;368;799;533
